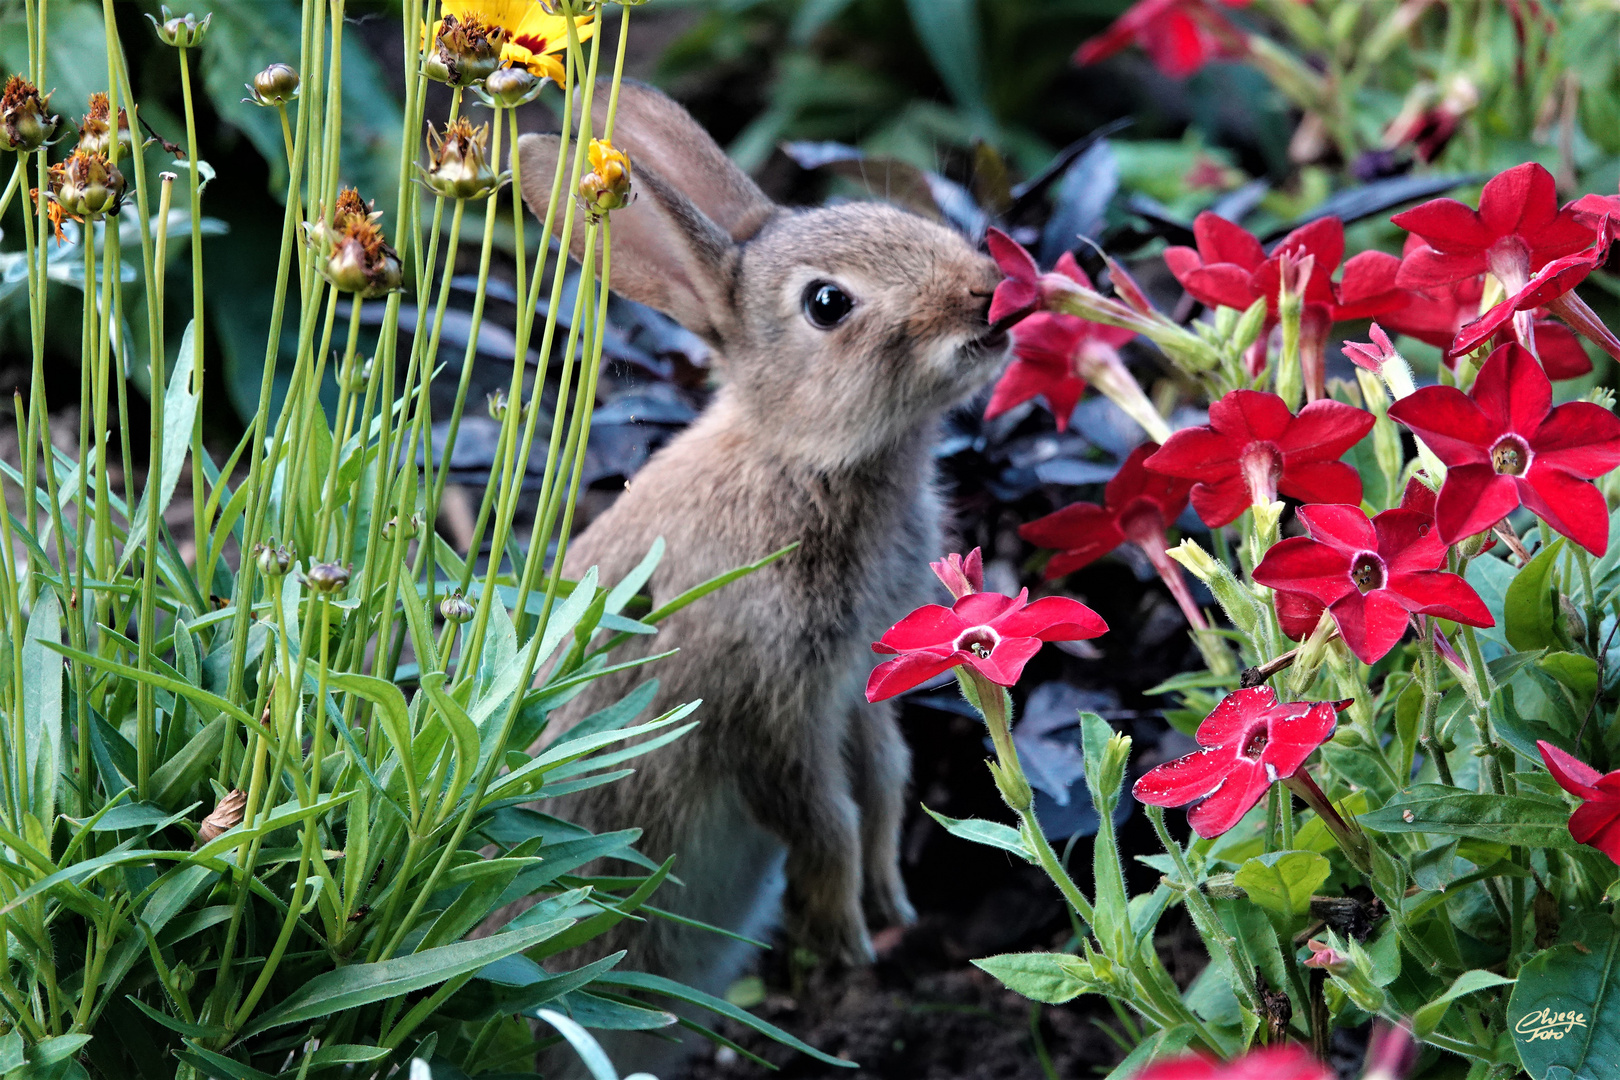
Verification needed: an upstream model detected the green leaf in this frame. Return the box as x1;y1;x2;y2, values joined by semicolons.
533;1008;621;1080
1510;924;1620;1079
44;641;255;726
920;805;1034;863
327;670;417;820
22;590;63;821
971;952;1095;1004
1413;969;1514;1038
243;920;573;1037
176;1043;274;1080
1506;539;1564;651
553;990;676;1031
124;321;197;551
1234;850;1331;921
901;0;991;126
421;671;481;809
594;971;857;1068
1101;1024;1198;1080
603;537;663;617
150;714;227;809
1360;785;1582;850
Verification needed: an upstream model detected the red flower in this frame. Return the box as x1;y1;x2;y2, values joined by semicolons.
1075;0;1251;79
1391;163;1594;293
1385;343;1620;555
1382;270;1594;379
865;588;1107;702
1134;1045;1331;1080
1164;213;1402;392
987;227;1085;326
1303;939;1349;971
1020;444;1206;629
1144;390;1374;528
1132;685;1345;838
1538;740;1620;866
1447;235;1620;365
1252;503;1493;664
985;253;1137;431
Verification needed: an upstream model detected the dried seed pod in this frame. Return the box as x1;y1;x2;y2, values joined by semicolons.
196;789;248;847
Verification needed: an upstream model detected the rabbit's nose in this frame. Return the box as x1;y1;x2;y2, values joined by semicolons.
968;289;994;326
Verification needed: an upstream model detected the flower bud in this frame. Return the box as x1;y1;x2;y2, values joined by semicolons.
1230;296;1269;357
0;75;60;152
1168;539;1264;637
487;389;509;420
930;548;982;600
254;540;294;578
440;591;475;624
305;562;351;595
76;93;131;159
50;149;125;219
420;116;499;201
147;5;211;47
578;137;632;216
423;13;504;87
480;66;542;108
1303;937;1348;973
245;63;300;106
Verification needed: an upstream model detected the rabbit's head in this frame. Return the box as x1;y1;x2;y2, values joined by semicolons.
518;81;1008;470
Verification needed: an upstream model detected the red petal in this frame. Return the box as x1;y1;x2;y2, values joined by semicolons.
1532;401;1620;478
954;590;1022;626
1278;460;1364;509
1374;507;1446;574
1275;590;1327;641
1144;426;1239;483
1433;463;1522;545
1394;243;1487;290
967;636;1043;686
1476;162;1558;238
1260;699;1341;778
1391;199;1493;254
1520;465;1612;556
1329;588;1411;664
1297;503;1378;553
987;227;1039;283
1107;441;1191;514
1053;250;1093;289
1276;216;1346;283
1539;740;1606;798
1385;570;1494;626
1451;298;1517;357
1185;762;1273;837
1145;9;1214;77
1332;250;1406;319
993;595;1109;640
985;358;1055;420
1251;536;1354;607
1533;322;1595;380
989;279;1041;325
1193;210;1266;268
1188;475;1251;528
1163;245;1205;283
1133;744;1239;808
1210;389;1296;444
1399;476;1439;518
1020;503;1123;574
1194;685;1278;746
1470;342;1550;435
877;604;966;652
1567;799;1620;864
1278;399;1376;461
866;651;959;702
1181;265;1264;311
1387;387;1497;466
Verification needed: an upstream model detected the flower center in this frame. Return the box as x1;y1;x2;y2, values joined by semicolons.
1238;442;1283;506
955;626;1000;659
1491;434;1530;476
1119;500;1167;549
1242;727;1270;759
1486;235;1532;294
1350;552;1386;594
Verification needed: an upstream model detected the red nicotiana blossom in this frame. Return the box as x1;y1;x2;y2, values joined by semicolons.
865;586;1107;702
987;227;1086;326
1074;0;1252;79
1303;939;1349;971
1144;390;1374;528
1252;503;1493;664
1382;268;1593;379
1132;685;1346;838
985;252;1138;431
1133;1044;1332;1080
1164;212;1403;392
1392;163;1594;298
1019;443;1206;628
1385;343;1620;555
1538;740;1620;865
1447;230;1620;365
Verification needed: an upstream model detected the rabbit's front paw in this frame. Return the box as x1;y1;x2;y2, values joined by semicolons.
864;869;917;929
787;897;875;967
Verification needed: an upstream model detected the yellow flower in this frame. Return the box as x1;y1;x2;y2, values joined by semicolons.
430;0;594;85
579;137;631;216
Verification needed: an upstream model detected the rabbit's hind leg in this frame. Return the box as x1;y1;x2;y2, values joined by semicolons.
846;696;916;931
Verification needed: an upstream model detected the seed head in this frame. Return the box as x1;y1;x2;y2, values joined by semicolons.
305;562;351;595
253;540;294;578
319;203;402;298
50;150;125;219
0;75;60;152
420;116;499;201
77;93;132;159
423;13;505;87
480;66;542;107
245;63;300;107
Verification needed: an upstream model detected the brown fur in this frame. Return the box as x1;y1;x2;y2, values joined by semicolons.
508;81;1006;1063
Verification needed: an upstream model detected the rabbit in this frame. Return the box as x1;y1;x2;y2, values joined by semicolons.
508;80;1008;1062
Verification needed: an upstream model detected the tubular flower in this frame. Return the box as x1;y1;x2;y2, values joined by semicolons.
1075;0;1252;79
1020;443;1207;630
1252;503;1493;664
1538;741;1620;865
866;589;1107;702
930;548;983;601
1447;233;1620;365
429;1;594;86
76;93;131;159
1164;212;1403;381
1144;390;1374;528
421;117;500;200
49;149;125;219
1132;685;1346;838
578;137;632;216
985;252;1139;432
1391;163;1594;296
1386;343;1620;555
984;227;1091;326
0;75;59;152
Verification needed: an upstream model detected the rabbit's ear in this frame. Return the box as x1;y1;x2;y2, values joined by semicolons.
584;80;775;243
517;133;741;342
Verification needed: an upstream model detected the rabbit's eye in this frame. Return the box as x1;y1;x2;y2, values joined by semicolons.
802;281;854;329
